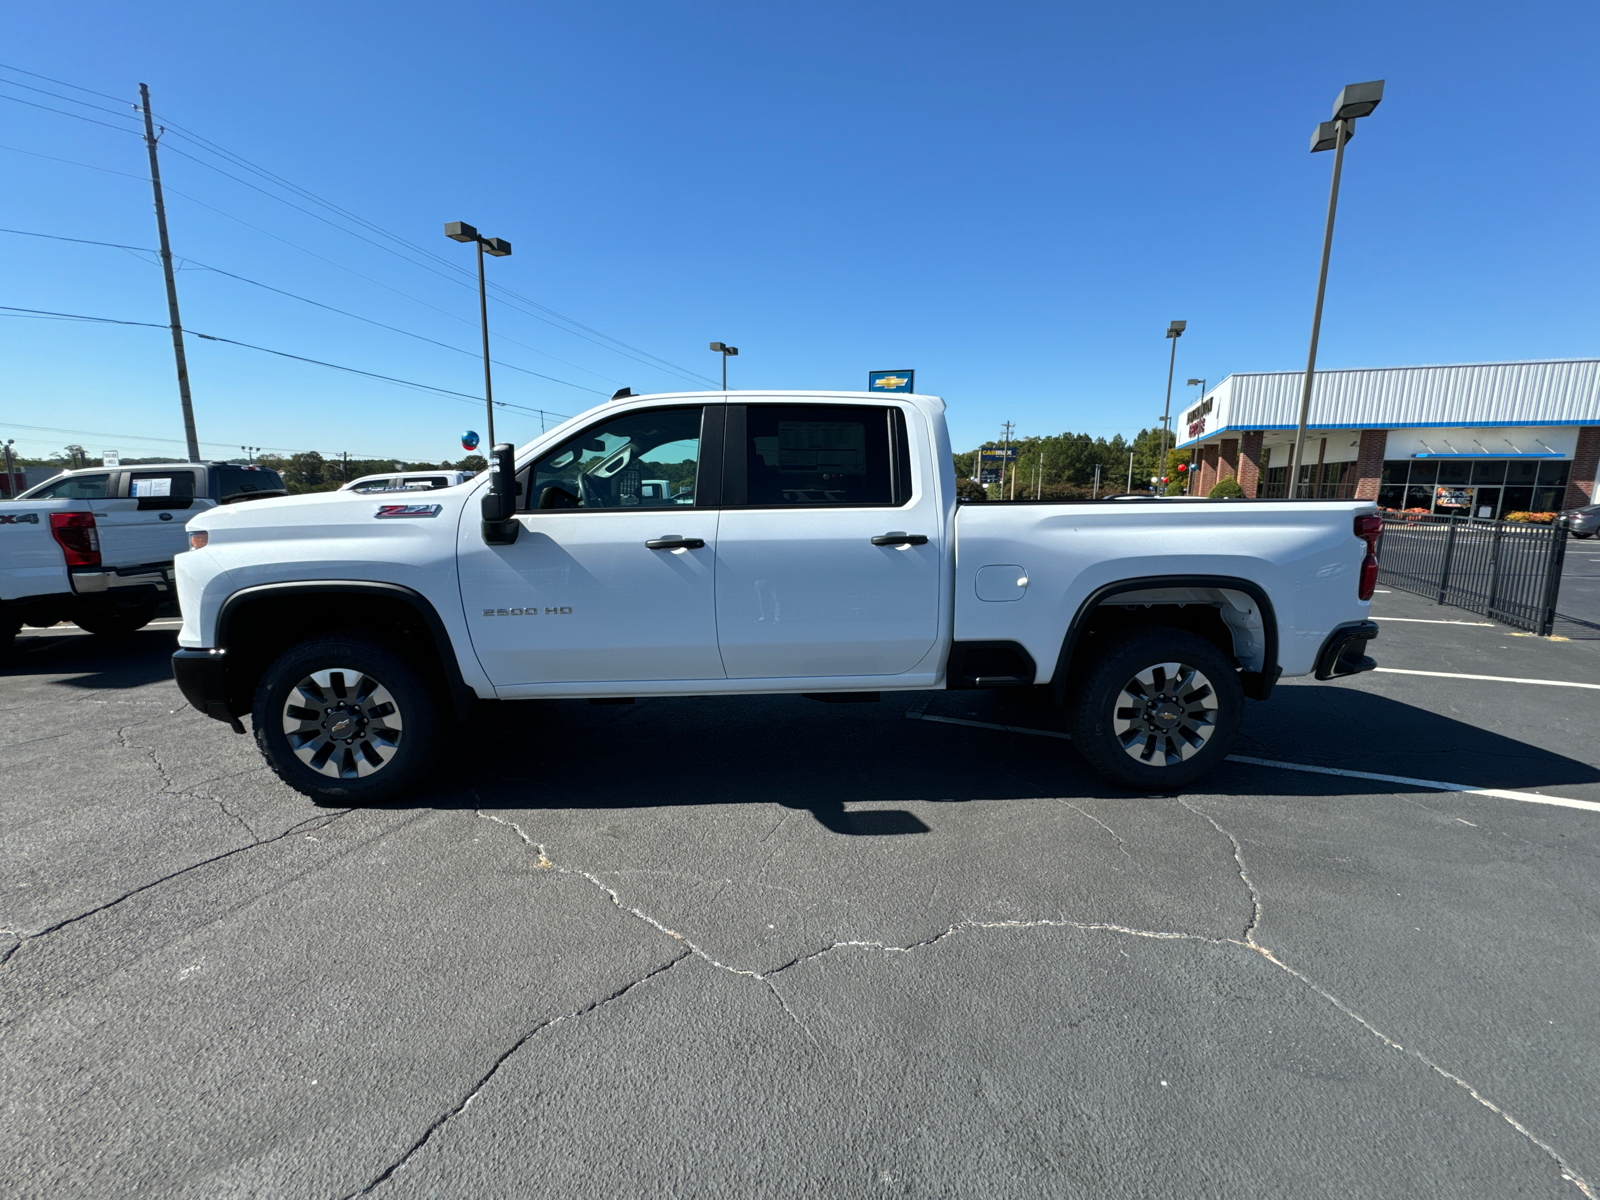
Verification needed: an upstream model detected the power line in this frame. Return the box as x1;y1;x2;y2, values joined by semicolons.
0;61;718;388
0;304;576;423
0;92;142;136
0;61;135;106
0;225;609;395
143;112;721;387
0;142;627;385
0;76;141;124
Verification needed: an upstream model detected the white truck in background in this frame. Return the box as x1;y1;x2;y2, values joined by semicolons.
170;391;1381;801
1;461;285;650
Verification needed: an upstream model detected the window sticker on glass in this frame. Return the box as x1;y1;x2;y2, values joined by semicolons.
133;478;173;497
775;422;867;474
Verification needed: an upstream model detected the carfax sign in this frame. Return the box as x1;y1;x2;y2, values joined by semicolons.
868;370;914;394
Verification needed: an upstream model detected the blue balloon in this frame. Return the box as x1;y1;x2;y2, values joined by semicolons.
461;430;480;451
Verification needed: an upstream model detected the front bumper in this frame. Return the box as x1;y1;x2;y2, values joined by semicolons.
171;648;245;733
1313;620;1379;681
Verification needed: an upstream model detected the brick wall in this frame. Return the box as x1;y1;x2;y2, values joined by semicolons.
1219;439;1239;487
1198;444;1220;493
1354;429;1387;501
1564;427;1600;510
1238;432;1264;497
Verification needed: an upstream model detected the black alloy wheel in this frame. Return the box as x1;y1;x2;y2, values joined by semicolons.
1068;626;1244;791
252;634;438;804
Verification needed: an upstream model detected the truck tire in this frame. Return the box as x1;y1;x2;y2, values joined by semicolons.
0;613;20;658
1068;626;1243;792
73;606;159;636
252;634;438;805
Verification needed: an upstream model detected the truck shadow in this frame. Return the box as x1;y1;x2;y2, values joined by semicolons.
453;685;1600;834
1;625;178;689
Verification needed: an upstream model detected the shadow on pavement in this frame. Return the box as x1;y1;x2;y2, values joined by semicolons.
2;626;178;689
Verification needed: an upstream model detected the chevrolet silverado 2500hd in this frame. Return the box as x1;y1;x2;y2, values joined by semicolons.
1;461;285;651
170;391;1380;800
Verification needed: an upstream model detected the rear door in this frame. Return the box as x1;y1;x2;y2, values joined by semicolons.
458;403;725;687
713;402;942;678
99;467;210;567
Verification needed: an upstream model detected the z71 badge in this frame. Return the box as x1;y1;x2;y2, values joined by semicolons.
375;504;443;518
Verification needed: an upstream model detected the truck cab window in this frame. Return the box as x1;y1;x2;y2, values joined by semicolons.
27;473;110;500
526;406;703;511
744;405;894;506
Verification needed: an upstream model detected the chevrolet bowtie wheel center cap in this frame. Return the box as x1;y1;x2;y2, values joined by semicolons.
1111;661;1218;768
281;667;404;779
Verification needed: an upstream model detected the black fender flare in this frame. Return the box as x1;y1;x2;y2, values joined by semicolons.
216;580;479;720
1049;574;1281;703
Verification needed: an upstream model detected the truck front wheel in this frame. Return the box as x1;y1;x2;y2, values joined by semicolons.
252;634;438;805
1068;626;1243;791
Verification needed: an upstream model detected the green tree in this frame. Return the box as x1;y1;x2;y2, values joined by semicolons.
283;451;327;493
456;455;488;474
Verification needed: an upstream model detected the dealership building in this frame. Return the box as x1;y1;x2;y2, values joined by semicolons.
1175;359;1600;516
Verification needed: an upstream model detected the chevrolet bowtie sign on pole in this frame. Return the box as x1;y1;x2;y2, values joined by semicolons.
868;370;915;394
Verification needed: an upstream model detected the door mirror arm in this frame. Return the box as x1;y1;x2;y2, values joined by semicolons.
481;442;520;545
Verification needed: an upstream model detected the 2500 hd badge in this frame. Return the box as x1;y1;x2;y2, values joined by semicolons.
483;606;573;616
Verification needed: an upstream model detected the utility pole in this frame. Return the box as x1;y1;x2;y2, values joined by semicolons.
1001;421;1015;500
1093;463;1101;499
1127;451;1134;494
138;84;200;463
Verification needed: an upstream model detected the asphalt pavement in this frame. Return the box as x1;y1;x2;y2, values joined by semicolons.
2;595;1598;1199
1558;534;1600;633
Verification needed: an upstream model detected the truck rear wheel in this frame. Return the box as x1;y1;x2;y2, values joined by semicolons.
1068;626;1243;791
252;634;438;805
73;606;159;637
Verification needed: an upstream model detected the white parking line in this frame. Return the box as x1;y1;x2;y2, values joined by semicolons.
1372;617;1495;626
1227;756;1600;815
904;712;1600;813
1373;668;1600;690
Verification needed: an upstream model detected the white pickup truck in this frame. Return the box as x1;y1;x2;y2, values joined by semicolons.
1;461;285;649
171;391;1380;801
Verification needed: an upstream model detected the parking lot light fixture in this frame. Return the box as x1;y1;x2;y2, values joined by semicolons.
709;341;739;390
1158;321;1186;487
445;221;513;447
1289;81;1384;497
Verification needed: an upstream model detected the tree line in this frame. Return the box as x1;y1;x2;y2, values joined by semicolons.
953;428;1194;499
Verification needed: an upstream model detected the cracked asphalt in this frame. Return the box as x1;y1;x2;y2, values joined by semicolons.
3;588;1598;1198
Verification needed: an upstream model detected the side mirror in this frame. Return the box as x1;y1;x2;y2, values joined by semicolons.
481;442;520;545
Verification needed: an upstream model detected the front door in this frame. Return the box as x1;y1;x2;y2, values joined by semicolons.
104;467;211;567
714;402;942;679
459;404;725;688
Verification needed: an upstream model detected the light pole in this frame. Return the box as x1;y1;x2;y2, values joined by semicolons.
1157;320;1186;489
240;445;260;465
1288;79;1385;498
445;222;513;450
3;439;15;498
709;342;739;390
1185;379;1206;493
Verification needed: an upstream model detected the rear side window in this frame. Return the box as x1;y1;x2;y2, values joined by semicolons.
128;471;197;500
215;466;287;502
26;472;111;499
741;405;903;506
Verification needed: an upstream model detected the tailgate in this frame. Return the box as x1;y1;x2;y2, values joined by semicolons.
0;500;74;601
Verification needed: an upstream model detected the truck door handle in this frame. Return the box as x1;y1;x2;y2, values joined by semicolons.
871;532;928;546
646;536;705;550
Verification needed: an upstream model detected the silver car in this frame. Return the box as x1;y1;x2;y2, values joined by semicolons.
1565;503;1600;538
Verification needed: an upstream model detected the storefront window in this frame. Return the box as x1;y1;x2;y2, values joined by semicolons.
1436;460;1471;485
1379;456;1571;518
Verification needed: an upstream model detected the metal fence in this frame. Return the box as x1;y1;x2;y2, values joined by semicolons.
1376;514;1569;634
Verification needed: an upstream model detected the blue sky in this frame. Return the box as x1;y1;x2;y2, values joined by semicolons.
4;1;1597;462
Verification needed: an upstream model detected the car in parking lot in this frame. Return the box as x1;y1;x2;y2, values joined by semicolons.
1564;502;1600;538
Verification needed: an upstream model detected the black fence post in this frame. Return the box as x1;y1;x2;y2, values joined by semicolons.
1437;517;1459;605
1537;517;1569;637
1486;519;1504;620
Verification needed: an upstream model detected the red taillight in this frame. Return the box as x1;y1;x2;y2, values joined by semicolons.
49;511;101;567
1355;513;1381;601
